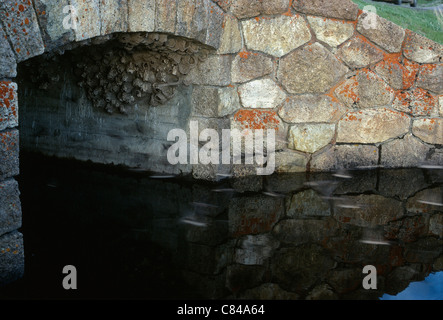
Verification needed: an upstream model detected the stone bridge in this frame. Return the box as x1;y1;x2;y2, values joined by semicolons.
0;0;442;286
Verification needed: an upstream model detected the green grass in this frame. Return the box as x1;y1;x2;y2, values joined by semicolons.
351;0;443;44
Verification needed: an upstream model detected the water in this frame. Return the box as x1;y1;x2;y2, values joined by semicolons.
0;153;442;300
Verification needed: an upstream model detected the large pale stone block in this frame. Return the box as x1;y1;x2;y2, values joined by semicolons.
217;14;242;54
238;79;286;109
155;0;177;34
307;16;354;48
292;0;359;21
412;118;443;145
288;123;335;153
33;0;75;51
416;64;443;95
381;134;431;168
0;0;45;61
185;55;231;86
357;12;405;53
274;150;309;173
191;86;240;117
335;69;395;109
71;0;101;41
336;35;385;69
100;0;128;35
0;25;17;78
231;52;273;83
310;144;379;171
0;82;18;131
278;95;346;124
128;0;155;32
278;43;348;94
337;109;410;144
241;15;311;57
403;31;443;64
0;178;21;237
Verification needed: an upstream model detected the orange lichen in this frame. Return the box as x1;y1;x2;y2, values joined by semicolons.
233;110;281;131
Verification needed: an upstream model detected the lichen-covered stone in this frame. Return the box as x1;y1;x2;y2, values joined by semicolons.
227;0;290;19
0;82;18;131
392;88;439;117
337;109;410;144
0;129;19;180
357;12;405;53
242;15;311;58
0;0;45;61
0;178;21;237
412;118;443;145
292;0;359;21
231;52;273;83
374;57;420;91
381;134;431;168
0;231;24;286
288;123;335;153
0;26;16;78
335;69;394;109
403;31;443;64
128;0;155;32
70;0;101;41
238;79;286;109
278;43;348;94
278;95;346;124
217;14;242;54
416;64;443;95
336;35;384;69
307;16;354;48
310;144;379;171
191;86;240;117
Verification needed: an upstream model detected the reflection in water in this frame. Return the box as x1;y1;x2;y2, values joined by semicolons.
1;153;442;300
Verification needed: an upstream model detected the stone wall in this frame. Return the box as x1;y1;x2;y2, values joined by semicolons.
0;0;442;286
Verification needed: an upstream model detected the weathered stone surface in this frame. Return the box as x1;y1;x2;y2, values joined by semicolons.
238;283;299;300
416;64;443;94
327;268;362;294
0;26;17;78
306;283;338;300
0;231;24;286
0;179;21;237
374;57;420;91
217;14;242;54
310;144;379;171
429;214;443;237
440;97;443;117
128;0;155;32
392;88;439;117
70;0;101;41
336;109;410;144
278;95;346;124
234;234;280;265
242;15;311;57
403;31;443;64
0;82;18;131
412;118;443;145
273;218;337;245
191;86;240;117
278;43;348;94
32;0;75;51
274;150;309;173
334;194;404;227
0;0;45;61
0;129;19;180
357;12;405;53
286;189;331;218
231;52;273;83
227;0;290;19
185;54;231;86
378;169;429;200
292;0;359;21
100;0;128;35
238;79;286;109
336;36;385;69
335;69;395;109
155;0;177;34
288;123;335;153
381;134;431;168
228;195;284;237
307;16;354;48
205;0;225;49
